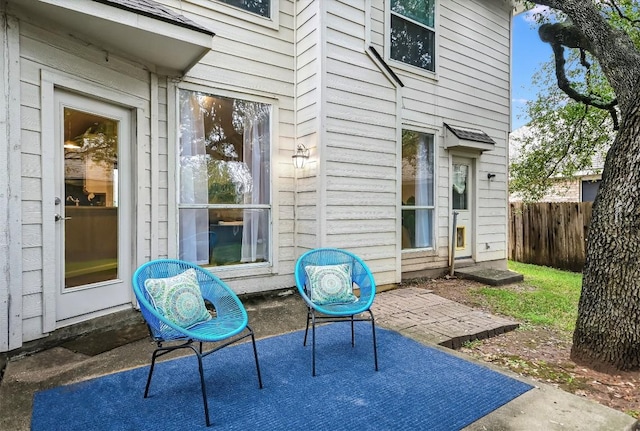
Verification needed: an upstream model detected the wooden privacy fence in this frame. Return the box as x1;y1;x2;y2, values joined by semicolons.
509;202;593;272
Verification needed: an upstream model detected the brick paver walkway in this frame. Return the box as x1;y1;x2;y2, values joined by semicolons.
372;287;519;349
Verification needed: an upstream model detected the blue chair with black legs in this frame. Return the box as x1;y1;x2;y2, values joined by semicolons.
294;248;379;376
132;259;263;427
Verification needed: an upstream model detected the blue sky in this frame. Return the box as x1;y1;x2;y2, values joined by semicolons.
511;10;554;131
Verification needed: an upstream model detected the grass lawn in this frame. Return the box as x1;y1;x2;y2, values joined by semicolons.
475;261;582;333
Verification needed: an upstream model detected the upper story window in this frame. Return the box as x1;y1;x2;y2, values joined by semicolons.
390;0;436;72
217;0;270;18
401;130;435;250
178;90;271;267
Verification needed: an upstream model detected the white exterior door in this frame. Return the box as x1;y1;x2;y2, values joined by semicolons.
53;90;133;324
452;157;473;259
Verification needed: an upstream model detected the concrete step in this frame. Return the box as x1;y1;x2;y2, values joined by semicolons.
455;267;524;286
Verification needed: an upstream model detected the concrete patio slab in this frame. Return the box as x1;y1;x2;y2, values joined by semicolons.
0;286;636;431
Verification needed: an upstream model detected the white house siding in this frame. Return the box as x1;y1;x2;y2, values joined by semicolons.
170;0;298;293
295;0;322;254
369;0;512;275
439;0;511;264
2;0;514;350
322;1;399;285
0;9;22;351
14;13;153;342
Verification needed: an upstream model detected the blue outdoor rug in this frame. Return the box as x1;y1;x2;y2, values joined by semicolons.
32;324;532;431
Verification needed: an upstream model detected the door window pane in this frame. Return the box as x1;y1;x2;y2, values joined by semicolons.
401;130;435;249
452;164;468;210
179;90;271;267
63;108;119;287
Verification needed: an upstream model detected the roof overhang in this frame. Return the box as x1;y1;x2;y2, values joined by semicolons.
12;0;214;77
444;123;496;154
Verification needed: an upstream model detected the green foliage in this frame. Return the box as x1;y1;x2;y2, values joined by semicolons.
475;261;581;333
510;1;640;201
510;74;613;201
627;410;640;420
603;1;640;47
208;160;241;204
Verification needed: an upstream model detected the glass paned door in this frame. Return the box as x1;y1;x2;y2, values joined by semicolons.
63;107;119;288
54;90;132;324
452;158;473;259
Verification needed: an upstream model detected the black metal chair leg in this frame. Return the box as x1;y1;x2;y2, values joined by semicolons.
369;310;379;371
193;347;211;427
303;308;311;346
311;312;317;376
144;349;161;398
351;315;355;347
247;326;263;389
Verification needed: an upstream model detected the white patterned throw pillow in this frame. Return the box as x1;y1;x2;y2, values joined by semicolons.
305;264;358;305
144;268;212;331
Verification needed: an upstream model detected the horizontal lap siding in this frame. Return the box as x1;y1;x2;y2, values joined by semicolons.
440;0;511;261
155;80;169;258
17;19;152;342
369;0;511;273
325;1;398;285
295;1;321;254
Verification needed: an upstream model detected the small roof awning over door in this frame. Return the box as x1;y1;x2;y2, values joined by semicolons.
444;123;496;154
14;0;214;76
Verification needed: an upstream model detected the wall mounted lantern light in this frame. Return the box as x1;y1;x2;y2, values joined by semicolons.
292;143;310;169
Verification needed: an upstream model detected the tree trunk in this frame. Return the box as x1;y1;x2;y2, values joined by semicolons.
571;103;640;371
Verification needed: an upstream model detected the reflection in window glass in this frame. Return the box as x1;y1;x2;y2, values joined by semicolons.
390;0;436;72
401;130;435;249
391;0;435;28
178;90;271;267
452;164;468;210
217;0;270;18
63;108;119;287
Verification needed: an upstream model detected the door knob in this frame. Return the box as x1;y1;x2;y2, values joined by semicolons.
54;214;72;221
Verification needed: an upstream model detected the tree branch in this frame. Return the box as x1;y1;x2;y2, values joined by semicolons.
607;0;640;26
539;22;619;129
538;23;619;130
532;0;640;113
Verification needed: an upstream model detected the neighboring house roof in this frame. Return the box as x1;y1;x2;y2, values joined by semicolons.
93;0;214;35
509;125;608;202
509;125;607;177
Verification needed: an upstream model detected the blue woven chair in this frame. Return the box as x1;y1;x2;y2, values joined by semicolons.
132;259;263;427
294;248;379;376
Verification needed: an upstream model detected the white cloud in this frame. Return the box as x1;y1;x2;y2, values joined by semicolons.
512;98;529;105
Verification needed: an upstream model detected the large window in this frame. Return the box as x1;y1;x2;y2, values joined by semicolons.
390;0;436;72
401;130;435;249
178;90;271;267
217;0;270;18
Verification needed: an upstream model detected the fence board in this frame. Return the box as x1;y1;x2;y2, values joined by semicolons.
509;202;593;272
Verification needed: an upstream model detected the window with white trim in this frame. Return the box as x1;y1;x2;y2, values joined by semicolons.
178;90;271;267
390;0;436;72
401;130;435;249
